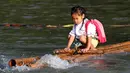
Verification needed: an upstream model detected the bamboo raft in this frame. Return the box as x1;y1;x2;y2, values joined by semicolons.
8;41;130;68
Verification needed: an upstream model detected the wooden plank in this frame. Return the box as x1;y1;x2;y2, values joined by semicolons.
54;41;130;54
8;41;130;68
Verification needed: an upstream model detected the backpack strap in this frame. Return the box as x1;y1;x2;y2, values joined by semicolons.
79;18;85;30
85;20;91;33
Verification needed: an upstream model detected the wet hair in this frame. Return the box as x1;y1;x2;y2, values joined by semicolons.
71;5;86;18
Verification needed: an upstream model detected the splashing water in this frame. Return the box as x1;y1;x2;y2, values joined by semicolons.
0;55;12;72
36;54;78;69
7;54;78;72
12;65;31;72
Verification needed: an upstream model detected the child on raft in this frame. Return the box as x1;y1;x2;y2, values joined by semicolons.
64;6;99;53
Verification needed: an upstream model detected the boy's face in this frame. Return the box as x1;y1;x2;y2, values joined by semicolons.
71;13;84;24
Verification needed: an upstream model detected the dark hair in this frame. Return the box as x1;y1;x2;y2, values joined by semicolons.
71;5;86;18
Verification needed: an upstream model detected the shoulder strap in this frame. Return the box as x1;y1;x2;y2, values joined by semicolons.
85;20;91;32
79;22;84;30
79;18;88;30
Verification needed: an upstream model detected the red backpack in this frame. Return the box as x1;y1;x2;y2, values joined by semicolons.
85;19;107;43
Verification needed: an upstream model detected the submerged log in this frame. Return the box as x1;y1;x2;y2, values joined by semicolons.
8;56;40;67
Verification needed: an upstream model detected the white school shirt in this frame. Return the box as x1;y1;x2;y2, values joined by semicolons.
69;18;97;39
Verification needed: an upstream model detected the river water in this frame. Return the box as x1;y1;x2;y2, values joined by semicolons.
0;0;130;73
